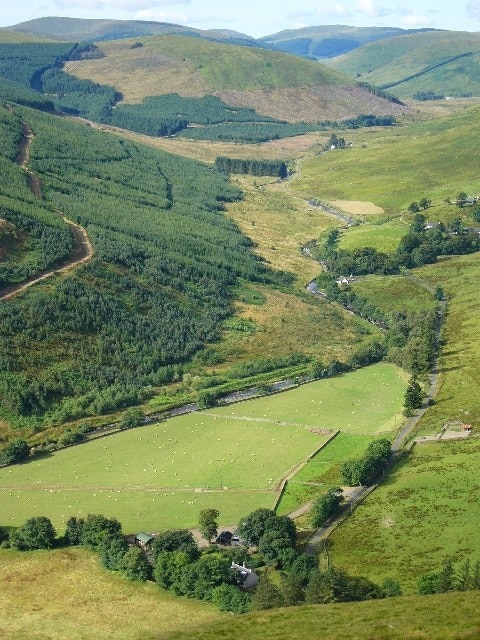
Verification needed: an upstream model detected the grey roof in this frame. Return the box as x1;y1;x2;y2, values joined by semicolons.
136;532;155;544
243;571;260;589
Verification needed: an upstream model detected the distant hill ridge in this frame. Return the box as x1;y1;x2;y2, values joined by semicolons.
330;30;480;98
259;25;439;59
63;34;407;123
4;18;437;59
2;16;258;45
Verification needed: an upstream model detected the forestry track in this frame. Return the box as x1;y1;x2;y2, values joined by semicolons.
0;119;94;301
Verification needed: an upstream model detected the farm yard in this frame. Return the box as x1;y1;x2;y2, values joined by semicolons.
0;363;406;533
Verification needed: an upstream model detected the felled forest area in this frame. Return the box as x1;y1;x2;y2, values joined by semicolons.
0;105;284;433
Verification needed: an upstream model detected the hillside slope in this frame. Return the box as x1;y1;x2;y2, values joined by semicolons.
330;30;480;97
5;16;255;44
260;24;437;59
65;35;407;122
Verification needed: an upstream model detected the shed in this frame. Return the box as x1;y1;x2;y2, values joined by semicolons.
135;532;155;550
216;530;233;545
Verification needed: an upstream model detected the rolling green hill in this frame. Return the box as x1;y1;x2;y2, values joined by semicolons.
292;102;480;213
330;30;480;98
0;29;57;43
65;34;406;123
2;546;480;640
260;25;437;59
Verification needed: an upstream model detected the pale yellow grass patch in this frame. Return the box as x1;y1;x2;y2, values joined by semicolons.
0;549;220;640
331;200;384;216
220;286;361;365
226;177;337;281
81;119;325;164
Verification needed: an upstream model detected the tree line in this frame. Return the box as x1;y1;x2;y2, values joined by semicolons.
3;505;401;614
418;557;480;595
315;213;480;277
214;156;288;177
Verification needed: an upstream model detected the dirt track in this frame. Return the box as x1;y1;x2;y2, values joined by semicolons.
0;119;94;301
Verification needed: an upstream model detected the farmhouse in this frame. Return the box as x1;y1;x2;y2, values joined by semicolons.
231;562;260;590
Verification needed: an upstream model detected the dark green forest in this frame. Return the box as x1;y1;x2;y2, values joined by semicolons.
0;103;286;433
214;157;288;178
0;108;73;287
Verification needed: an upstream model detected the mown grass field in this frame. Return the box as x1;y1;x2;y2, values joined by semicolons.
277;432;374;514
2;547;480;640
0;363;405;533
0;413;324;533
339;218;408;253
212;363;406;435
328;439;480;594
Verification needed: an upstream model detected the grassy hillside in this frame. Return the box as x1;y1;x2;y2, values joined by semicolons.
2;547;480;640
292;103;480;214
328;439;480;593
330;31;480;98
65;35;407;122
260;25;436;59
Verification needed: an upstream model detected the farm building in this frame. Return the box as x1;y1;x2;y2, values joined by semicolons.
231;562;260;591
135;532;155;551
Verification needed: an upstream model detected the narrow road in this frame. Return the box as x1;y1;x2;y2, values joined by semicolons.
0;119;94;301
303;485;376;555
296;282;447;551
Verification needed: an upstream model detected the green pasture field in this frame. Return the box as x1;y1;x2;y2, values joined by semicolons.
0;413;325;532
328;439;480;594
0;363;405;532
339;218;407;253
351;274;437;314
212;363;407;435
411;253;480;434
277;432;374;514
292;105;480;214
2;548;480;640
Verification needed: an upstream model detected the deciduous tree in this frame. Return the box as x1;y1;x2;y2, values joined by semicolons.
10;516;56;550
198;509;220;543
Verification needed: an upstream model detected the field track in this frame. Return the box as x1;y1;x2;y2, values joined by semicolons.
0;117;94;301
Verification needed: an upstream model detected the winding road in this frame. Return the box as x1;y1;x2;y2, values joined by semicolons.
0;119;93;302
300;284;447;554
